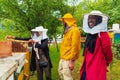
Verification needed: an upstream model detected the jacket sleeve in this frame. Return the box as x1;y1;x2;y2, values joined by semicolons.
35;39;48;49
71;28;80;60
100;32;113;66
15;37;31;41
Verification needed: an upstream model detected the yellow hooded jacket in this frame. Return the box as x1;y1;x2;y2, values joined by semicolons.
59;13;80;60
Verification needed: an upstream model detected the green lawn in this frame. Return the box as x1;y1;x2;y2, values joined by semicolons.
30;44;120;80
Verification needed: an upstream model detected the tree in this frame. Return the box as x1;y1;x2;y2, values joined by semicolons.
0;0;72;40
74;0;120;29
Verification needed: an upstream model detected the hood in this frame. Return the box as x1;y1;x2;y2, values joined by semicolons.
83;10;109;34
58;13;76;27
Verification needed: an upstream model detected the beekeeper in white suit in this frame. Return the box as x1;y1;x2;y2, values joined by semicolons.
29;26;52;80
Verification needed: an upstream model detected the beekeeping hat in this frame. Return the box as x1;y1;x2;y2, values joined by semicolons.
83;10;109;34
31;26;45;32
58;13;76;21
58;13;76;27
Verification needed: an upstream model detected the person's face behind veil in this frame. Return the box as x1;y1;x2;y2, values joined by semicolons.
88;15;96;28
88;15;102;28
35;32;42;37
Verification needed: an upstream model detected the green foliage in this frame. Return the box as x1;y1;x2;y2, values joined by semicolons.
1;0;120;40
0;0;72;39
112;45;120;60
49;45;61;79
74;0;120;29
0;19;31;40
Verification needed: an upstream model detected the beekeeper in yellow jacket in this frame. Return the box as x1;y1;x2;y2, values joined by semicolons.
58;13;80;80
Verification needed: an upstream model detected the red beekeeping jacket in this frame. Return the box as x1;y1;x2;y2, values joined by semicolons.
80;32;113;80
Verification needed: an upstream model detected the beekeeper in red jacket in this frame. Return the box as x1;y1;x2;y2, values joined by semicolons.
80;10;113;80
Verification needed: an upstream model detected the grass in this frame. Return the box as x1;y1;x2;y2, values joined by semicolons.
30;44;120;80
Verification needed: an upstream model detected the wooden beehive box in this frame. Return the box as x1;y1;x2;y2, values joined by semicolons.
11;40;28;52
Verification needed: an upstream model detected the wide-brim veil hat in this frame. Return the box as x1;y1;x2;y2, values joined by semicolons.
83;10;109;34
31;26;45;32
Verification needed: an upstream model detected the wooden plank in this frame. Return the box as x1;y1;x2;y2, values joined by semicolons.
0;60;18;80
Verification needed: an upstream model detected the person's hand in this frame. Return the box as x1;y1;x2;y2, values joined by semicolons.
68;60;75;71
5;35;15;40
107;67;110;72
28;39;35;44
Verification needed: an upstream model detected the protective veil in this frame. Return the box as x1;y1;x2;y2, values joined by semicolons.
83;10;109;34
